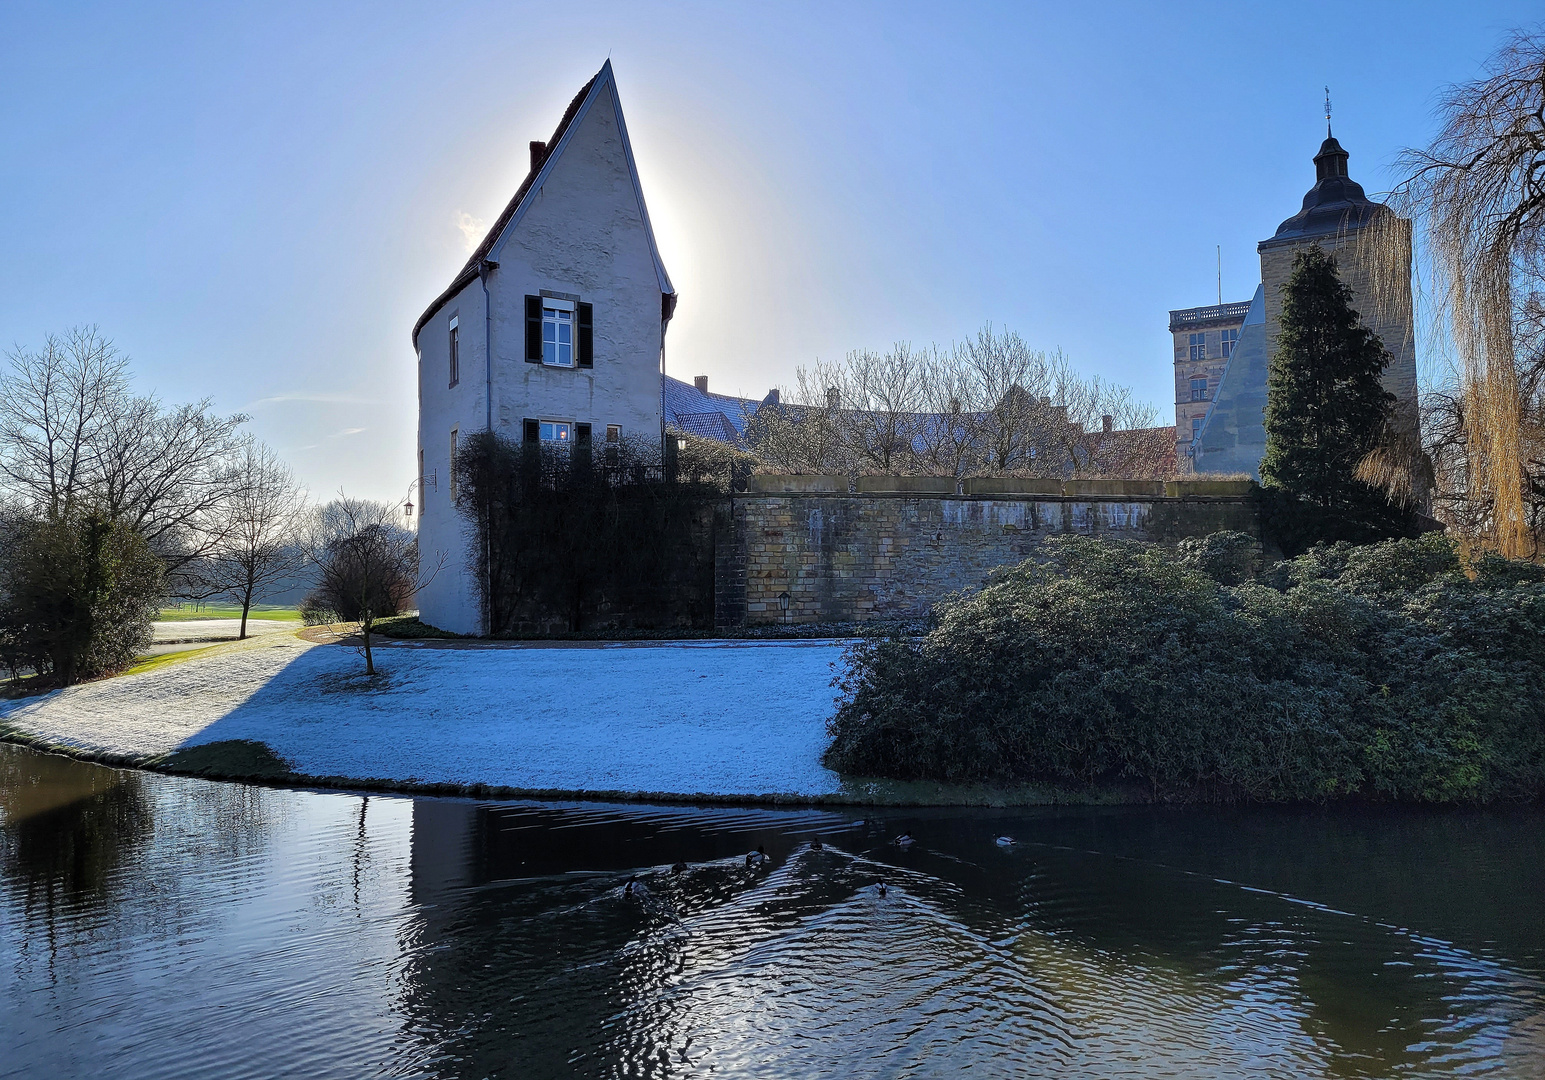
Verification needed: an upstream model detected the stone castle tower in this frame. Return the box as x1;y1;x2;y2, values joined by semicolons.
1180;132;1418;476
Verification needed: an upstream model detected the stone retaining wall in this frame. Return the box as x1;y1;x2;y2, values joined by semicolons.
715;480;1258;627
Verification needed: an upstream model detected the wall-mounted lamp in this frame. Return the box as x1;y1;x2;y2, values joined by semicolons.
778;591;791;612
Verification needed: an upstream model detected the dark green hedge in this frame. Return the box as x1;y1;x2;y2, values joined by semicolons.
824;533;1545;802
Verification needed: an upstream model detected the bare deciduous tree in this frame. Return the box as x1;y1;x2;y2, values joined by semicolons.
746;326;1169;481
307;497;441;675
742;363;852;475
0;326;249;584
830;344;929;474
215;440;307;639
0;327;130;518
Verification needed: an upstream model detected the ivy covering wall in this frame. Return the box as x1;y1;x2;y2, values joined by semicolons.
454;432;736;635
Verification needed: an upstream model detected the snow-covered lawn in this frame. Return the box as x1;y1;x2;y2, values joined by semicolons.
0;636;851;797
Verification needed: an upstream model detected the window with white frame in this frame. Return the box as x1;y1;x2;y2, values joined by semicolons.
539;421;572;444
449;427;458;499
448;316;459;387
1221;328;1238;358
1188;332;1206;361
1190;378;1209;401
542;298;575;367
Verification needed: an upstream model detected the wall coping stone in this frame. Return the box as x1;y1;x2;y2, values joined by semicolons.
1165;479;1256;498
962;477;1063;496
1062;479;1167;497
856;475;959;494
748;473;847;493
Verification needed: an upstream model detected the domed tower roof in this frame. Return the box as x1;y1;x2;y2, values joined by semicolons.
1265;133;1385;245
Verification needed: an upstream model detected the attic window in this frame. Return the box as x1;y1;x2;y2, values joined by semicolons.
543;298;575;367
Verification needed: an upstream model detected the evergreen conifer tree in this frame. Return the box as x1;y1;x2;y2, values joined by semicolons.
1259;246;1414;548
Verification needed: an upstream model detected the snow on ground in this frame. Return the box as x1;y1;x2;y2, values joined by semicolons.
0;636;851;797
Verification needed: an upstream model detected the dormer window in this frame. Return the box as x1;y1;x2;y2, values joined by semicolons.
542;298;575;367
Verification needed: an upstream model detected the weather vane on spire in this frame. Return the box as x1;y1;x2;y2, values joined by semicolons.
1324;86;1332;136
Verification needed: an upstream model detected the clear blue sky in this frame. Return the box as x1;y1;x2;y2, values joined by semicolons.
1;1;1536;503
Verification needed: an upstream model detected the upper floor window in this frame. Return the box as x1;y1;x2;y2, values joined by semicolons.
1188;332;1206;361
542;299;575;367
1190;378;1209;402
525;295;593;367
1221;328;1239;358
448;316;460;387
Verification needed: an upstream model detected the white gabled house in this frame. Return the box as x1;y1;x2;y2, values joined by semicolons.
413;61;677;634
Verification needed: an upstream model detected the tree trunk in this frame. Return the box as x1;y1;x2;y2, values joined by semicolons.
240;581;253;640
362;619;374;675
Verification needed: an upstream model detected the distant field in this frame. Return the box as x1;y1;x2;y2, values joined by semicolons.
157;604;303;623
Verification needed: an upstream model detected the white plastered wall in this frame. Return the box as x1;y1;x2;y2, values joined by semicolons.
415;281;489;636
486;86;664;444
413;74;669;636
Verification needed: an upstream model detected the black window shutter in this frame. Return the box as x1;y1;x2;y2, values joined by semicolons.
525;296;542;362
523;419;539;443
577;302;593;367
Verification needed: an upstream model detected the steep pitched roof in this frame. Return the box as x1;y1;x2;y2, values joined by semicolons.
411;61;673;347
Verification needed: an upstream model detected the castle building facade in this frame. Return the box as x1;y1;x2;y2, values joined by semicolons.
1168;299;1251;466
412;62;676;634
1181;133;1418;476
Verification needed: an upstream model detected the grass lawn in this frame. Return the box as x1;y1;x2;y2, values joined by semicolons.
156;603;303;622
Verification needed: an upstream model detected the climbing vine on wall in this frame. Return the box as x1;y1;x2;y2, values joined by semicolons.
455;431;736;634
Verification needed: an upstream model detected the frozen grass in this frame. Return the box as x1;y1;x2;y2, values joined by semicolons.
0;637;849;798
157;604;302;622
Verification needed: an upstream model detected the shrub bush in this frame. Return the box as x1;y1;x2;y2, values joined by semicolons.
824;532;1545;802
0;512;164;685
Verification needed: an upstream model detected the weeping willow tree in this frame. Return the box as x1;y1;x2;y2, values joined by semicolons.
1371;30;1545;557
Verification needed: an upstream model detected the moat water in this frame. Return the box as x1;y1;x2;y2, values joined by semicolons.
2;741;1542;1078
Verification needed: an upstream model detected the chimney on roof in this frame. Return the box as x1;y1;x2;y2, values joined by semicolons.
530;141;546;171
764;388;779;404
827;387;841;410
1102;414;1114;433
694;375;709;394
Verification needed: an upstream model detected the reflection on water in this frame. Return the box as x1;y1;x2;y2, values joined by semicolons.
2;742;1542;1079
